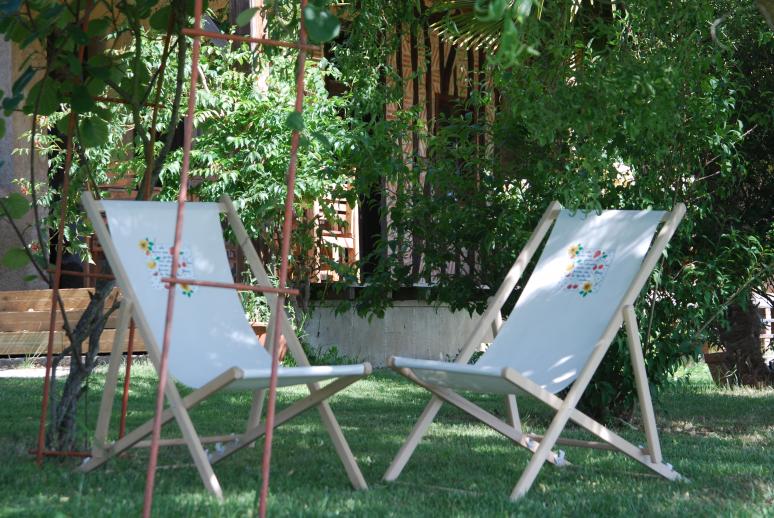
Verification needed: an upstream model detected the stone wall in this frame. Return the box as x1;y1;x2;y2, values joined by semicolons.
304;301;493;367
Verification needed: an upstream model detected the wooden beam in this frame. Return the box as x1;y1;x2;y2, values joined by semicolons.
0;310;119;332
0;288;118;312
0;329;145;355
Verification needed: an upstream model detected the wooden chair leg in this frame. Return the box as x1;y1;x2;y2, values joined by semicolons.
511;388;579;500
511;331;613;500
505;394;522;434
245;389;265;449
624;306;662;464
503;367;680;481
317;400;368;489
93;301;132;457
398;372;563;466
210;375;363;465
162;378;224;500
383;396;444;482
80;368;240;473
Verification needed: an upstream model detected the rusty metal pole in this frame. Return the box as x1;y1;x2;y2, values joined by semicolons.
258;2;308;516
141;1;308;514
36;114;76;465
141;0;203;515
36;3;93;463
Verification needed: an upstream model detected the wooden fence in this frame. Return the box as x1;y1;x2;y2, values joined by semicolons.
0;289;145;357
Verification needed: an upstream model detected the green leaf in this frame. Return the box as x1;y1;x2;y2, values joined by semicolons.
236;7;259;27
87;55;116;81
303;5;340;43
25;78;60;116
92;105;114;123
56;114;73;136
71;85;96;113
86;78;106;97
1;192;31;219
86;17;111;38
474;0;507;22
515;0;533;20
23;274;39;282
0;0;22;16
12;66;34;96
78;116;109;148
1;248;30;269
149;5;171;31
5;18;30;44
66;54;82;77
286;111;305;131
67;25;89;46
0;118;4;138
311;130;331;149
2;93;23;116
38;80;60;115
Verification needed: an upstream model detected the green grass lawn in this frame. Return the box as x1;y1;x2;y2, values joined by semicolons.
0;362;772;517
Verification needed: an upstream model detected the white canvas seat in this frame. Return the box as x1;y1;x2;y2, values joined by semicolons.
79;193;370;499
384;201;687;500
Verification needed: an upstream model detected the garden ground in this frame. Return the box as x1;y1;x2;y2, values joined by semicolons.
0;362;772;517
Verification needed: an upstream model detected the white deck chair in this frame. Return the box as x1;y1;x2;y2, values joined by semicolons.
384;201;686;500
79;192;370;499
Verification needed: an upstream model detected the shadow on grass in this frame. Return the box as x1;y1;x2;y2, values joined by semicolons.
0;368;772;516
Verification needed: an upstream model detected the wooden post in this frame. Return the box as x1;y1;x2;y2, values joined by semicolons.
92;300;132;456
623;305;662;464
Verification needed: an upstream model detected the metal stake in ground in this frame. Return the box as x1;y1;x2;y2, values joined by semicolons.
259;6;309;515
36;1;93;463
141;0;204;515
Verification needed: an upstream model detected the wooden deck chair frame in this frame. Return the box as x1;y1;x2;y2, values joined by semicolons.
78;193;370;500
383;201;687;500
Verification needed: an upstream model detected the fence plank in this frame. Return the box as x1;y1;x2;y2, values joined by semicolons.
0;289;140;355
0;329;145;356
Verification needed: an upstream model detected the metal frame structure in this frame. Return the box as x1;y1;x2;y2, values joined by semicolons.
35;0;175;464
33;2;312;517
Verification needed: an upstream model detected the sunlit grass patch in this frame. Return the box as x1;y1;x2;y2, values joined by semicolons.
0;361;771;516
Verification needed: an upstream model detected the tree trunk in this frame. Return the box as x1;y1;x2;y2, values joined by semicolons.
47;279;118;451
718;302;773;386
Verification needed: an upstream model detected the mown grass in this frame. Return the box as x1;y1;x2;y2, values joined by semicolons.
0;362;772;517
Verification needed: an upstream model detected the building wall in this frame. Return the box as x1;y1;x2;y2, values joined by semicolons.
0;38;47;291
304;300;493;367
0;37;12;194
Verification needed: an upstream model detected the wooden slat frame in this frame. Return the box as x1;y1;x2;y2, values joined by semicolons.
384;202;687;500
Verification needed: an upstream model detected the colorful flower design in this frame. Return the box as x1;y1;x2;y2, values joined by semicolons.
139;238;153;255
568;244;583;258
561;243;613;298
139;238;196;297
